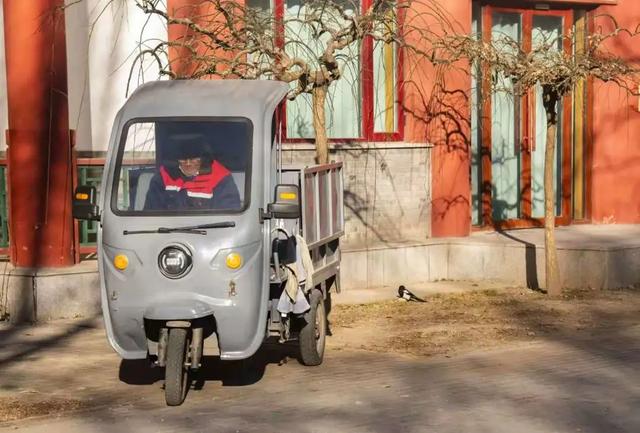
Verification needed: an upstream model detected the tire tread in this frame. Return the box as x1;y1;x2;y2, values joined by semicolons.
165;328;188;406
299;289;326;366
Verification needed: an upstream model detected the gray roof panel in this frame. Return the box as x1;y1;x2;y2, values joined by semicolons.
120;79;290;121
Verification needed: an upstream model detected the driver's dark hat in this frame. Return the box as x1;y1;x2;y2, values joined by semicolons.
175;134;205;160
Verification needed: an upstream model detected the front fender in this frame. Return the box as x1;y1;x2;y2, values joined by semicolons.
143;295;232;321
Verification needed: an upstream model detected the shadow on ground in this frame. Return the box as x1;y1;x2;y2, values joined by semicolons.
118;338;298;390
2;289;640;433
0;317;99;370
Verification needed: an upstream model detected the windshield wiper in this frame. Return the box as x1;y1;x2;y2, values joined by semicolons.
123;221;236;236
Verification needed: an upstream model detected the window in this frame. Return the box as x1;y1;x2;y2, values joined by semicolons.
471;1;580;228
112;119;252;215
248;0;403;141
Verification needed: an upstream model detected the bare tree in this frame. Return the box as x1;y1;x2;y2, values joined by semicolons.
106;0;458;164
436;15;640;296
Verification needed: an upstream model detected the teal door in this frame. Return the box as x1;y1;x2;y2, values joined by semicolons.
474;6;572;228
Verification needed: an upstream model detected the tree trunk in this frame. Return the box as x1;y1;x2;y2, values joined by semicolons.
312;85;329;164
543;88;562;297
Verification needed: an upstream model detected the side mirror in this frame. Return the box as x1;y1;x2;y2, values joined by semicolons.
267;184;300;219
272;236;297;265
72;186;100;221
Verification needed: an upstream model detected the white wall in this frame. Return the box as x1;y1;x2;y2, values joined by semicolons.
0;1;8;152
65;0;93;153
283;143;432;249
65;0;167;152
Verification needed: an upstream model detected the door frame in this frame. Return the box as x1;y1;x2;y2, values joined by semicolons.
478;4;573;230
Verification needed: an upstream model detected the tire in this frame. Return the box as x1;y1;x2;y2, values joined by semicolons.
165;328;190;406
299;289;326;366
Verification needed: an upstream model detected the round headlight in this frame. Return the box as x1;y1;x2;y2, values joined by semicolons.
158;246;192;279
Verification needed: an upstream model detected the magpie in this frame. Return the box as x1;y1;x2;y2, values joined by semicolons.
397;285;426;302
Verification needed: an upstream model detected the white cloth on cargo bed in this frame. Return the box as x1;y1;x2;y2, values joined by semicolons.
277;235;314;315
277;279;310;315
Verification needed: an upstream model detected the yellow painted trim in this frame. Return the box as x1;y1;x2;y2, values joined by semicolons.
384;41;395;133
384;12;395;133
573;13;586;219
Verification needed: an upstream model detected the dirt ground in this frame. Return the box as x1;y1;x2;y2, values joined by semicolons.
1;285;640;423
327;286;640;358
0;396;86;423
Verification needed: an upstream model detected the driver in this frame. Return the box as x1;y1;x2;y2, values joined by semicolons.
144;138;241;211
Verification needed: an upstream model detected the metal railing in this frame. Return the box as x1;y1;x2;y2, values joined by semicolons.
0;166;8;248
76;163;148;248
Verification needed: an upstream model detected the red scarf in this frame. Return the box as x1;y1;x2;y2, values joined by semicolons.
159;161;231;199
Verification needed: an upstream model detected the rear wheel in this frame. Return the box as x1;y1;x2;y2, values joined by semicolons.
165;328;190;406
299;289;326;366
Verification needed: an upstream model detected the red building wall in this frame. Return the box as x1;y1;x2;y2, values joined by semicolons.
591;0;640;224
402;0;472;237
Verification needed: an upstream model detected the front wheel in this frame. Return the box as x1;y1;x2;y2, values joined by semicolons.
165;328;190;406
299;289;326;366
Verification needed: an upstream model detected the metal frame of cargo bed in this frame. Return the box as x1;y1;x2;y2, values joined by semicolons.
280;162;345;293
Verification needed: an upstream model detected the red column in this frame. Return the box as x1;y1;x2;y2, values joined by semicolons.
167;0;244;78
3;0;74;267
590;0;640;224
167;0;213;77
430;133;471;237
403;0;472;238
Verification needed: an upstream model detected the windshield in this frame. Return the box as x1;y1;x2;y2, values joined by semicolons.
112;118;252;215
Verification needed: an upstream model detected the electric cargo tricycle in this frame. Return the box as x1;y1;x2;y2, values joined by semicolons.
72;80;344;406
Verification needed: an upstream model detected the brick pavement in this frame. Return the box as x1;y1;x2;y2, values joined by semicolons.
1;319;639;432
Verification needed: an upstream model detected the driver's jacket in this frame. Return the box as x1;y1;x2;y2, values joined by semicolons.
143;161;241;211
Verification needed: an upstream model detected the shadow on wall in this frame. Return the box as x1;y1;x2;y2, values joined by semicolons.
343;190;389;244
339;144;432;248
404;66;472;233
283;143;431;250
497;230;541;291
590;83;640;224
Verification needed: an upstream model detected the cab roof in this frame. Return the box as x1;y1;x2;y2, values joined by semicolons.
119;79;290;121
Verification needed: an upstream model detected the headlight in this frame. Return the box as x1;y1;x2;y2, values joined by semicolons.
158;245;192;279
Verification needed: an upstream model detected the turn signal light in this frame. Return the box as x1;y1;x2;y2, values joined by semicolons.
114;254;129;271
225;253;243;270
279;192;297;201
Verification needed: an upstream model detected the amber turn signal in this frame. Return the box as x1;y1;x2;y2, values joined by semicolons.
279;192;297;201
225;253;243;270
114;254;129;271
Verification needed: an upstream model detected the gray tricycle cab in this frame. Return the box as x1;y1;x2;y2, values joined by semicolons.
73;80;344;405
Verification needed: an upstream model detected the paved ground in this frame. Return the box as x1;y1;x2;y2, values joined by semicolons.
1;316;639;432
